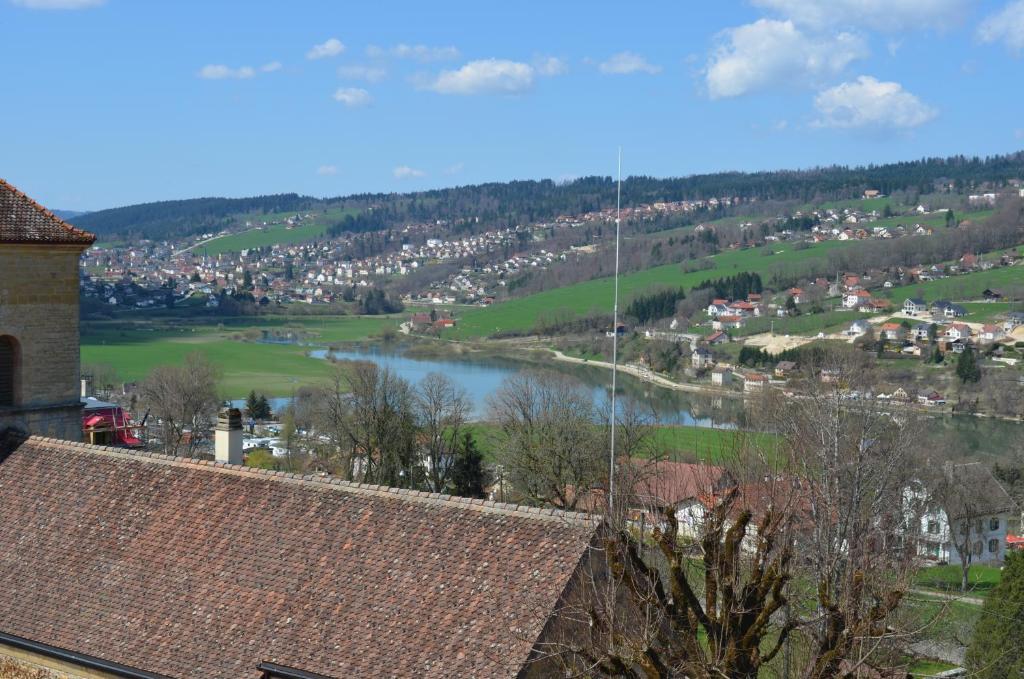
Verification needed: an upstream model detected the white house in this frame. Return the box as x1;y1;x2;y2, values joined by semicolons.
846;319;871;337
912;463;1018;566
903;298;928;316
711;366;732;386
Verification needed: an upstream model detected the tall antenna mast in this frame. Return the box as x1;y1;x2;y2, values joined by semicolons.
609;148;622;515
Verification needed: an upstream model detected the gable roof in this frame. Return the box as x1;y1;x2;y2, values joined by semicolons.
939;462;1019;520
0;179;95;245
0;434;598;679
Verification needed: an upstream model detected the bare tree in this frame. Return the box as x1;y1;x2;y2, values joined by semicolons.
534;349;930;678
138;352;220;457
335;361;421;488
487;371;605;510
414;372;471;493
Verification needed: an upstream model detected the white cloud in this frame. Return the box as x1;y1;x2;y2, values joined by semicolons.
367;44;460;61
337;64;388;82
534;56;568;76
333;87;372;107
813;76;937;129
444;162;465;175
11;0;103;8
706;19;868;98
317;165;338;176
598;51;661;75
394;166;426;179
307;38;345;60
752;0;970;31
198;64;257;80
261;61;282;73
977;1;1024;53
427;59;534;95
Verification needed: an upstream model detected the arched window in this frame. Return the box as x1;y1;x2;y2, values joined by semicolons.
0;335;19;407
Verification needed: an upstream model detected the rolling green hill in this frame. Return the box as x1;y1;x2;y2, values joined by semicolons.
445;240;854;339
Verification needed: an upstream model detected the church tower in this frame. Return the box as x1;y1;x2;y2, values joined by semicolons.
0;179;95;440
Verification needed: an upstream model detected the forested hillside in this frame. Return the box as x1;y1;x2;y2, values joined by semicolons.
72;152;1024;241
71;194;313;239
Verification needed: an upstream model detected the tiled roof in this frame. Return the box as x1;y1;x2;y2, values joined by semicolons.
0;434;598;678
0;179;95;245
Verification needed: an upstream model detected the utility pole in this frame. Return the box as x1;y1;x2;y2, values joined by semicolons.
608;148;622;516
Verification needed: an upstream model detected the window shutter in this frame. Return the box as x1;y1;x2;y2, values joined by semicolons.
0;337;14;406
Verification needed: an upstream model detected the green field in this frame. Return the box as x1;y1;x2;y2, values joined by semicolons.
446;240;855;339
80;315;398;398
465;422;777;463
731;309;861;337
915;564;1002;598
196;207;358;255
882;263;1024;306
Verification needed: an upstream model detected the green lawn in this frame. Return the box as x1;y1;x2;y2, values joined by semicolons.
80;315;398;398
197;207;358;255
882;263;1024;305
731;309;861;337
465;422;777;463
447;240;856;339
908;659;959;677
915;564;1002;598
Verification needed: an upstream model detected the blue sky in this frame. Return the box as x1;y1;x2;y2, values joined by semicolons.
3;0;1024;210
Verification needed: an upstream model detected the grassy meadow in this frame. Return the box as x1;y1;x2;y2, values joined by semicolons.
446;239;856;339
197;207;358;255
80;315;399;398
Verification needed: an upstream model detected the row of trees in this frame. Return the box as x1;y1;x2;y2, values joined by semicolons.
693;271;764;300
624;287;686;325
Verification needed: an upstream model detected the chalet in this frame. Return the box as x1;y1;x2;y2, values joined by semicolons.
691;347;713;370
742;372;768;392
912;323;933;341
878;322;906;342
932;300;966;318
959;253;978;270
713;315;745;331
914;463;1018;565
846;319;871;337
949;338;970;354
945;323;972;341
843;290;872;309
774;361;797;378
711;366;732;386
981;288;1003;301
1004;311;1024;333
918;391;946;406
981;324;1003;342
729;301;758;317
746;293;762;303
786;287;803;304
868;299;891;312
903;298;927;316
843;274;861;290
706;301;730;317
706;330;730;345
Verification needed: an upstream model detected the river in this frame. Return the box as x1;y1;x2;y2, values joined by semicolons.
233;344;1022;459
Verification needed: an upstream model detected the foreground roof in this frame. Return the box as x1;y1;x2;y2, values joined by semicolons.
0;434;598;678
0;179;95;245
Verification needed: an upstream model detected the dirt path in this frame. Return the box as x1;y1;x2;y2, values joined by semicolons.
548;350;738;397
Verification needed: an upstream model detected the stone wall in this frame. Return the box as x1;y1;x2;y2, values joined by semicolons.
0;245;85;441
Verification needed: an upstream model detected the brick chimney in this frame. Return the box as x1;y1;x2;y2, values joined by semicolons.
214;408;243;465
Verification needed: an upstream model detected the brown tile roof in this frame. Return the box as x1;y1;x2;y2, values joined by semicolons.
0;434;598;678
0;179;95;245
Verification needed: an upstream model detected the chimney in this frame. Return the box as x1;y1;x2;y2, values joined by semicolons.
215;408;243;465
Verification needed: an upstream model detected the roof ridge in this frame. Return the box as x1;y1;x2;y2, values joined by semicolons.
25;435;599;526
0;178;96;244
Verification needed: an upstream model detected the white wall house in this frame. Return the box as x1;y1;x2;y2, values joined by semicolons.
910;463;1018;566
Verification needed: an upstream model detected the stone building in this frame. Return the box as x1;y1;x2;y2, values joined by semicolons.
0;179;95;440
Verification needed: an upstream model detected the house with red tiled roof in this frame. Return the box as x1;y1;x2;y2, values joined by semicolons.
0;433;602;679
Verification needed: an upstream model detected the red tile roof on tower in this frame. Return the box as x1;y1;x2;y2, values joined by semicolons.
0;178;95;245
0;434;599;678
